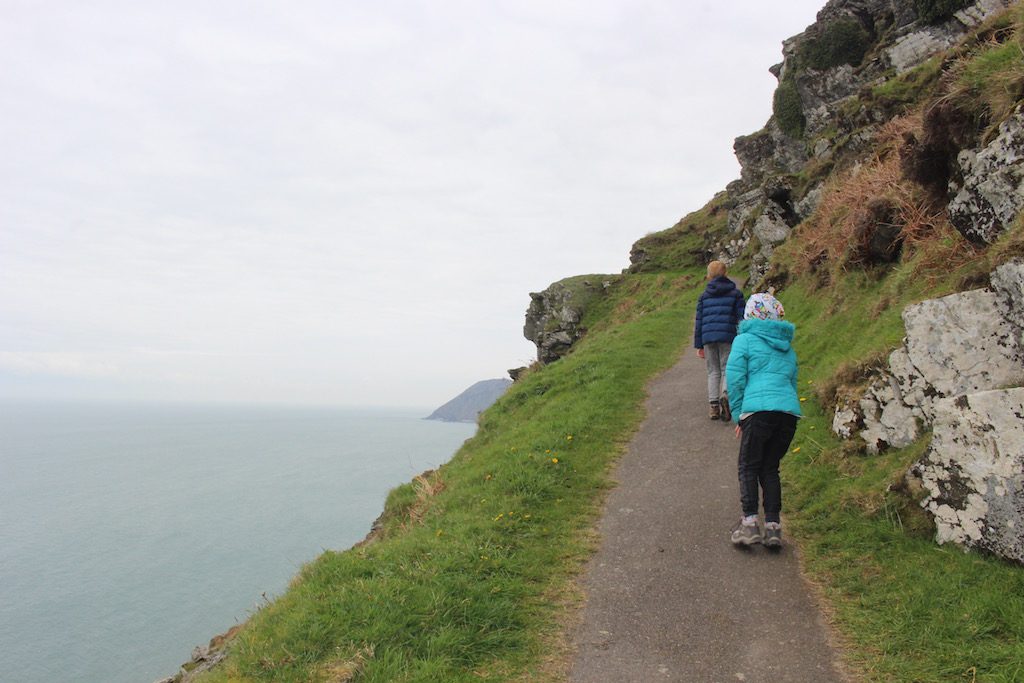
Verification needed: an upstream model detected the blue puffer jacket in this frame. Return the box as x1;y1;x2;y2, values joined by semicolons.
725;318;801;423
694;276;745;348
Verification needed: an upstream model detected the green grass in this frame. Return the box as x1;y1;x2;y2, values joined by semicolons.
870;56;944;113
195;271;704;682
627;194;729;273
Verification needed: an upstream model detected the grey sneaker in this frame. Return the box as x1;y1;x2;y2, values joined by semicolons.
763;523;783;548
730;520;761;546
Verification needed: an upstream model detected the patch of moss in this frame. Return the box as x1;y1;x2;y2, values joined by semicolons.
871;56;944;112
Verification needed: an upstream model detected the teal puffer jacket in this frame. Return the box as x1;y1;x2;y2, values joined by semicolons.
725;318;801;423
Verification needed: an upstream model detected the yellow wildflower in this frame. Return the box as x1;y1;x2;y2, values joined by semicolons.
552;457;559;464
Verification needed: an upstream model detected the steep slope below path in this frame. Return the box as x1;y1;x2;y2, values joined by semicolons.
568;346;846;683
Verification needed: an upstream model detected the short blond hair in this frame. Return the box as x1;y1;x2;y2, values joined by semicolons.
706;260;727;278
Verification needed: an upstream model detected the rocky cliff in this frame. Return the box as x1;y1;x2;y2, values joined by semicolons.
717;0;1018;285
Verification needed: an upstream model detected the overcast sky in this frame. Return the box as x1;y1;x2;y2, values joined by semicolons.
0;1;824;409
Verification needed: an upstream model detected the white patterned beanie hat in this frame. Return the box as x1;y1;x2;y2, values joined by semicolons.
744;292;785;320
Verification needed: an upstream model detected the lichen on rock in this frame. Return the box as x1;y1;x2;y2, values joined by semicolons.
913;388;1024;563
948;106;1024;244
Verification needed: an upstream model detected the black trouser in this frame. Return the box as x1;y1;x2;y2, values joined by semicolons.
738;411;798;523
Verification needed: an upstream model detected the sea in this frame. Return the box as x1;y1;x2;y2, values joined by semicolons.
0;401;476;683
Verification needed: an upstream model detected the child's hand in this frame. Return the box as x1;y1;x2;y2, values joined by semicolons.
697;348;705;359
734;424;742;439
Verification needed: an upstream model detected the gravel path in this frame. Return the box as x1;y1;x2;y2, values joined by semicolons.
568;348;847;683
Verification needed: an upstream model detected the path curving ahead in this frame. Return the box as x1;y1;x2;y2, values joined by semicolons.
568;348;846;683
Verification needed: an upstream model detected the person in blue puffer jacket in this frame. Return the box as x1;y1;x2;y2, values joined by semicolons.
725;292;801;549
694;260;745;420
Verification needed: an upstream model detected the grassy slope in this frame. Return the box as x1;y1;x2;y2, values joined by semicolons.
196;271;704;683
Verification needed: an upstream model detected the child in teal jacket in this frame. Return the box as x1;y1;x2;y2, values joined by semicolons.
725;292;801;548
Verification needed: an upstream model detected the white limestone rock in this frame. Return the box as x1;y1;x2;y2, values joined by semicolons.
916;388;1024;564
991;259;1024;326
795;184;824;221
887;0;1011;74
901;287;1024;399
751;206;792;246
887;27;962;74
858;373;924;453
887;346;937;419
948;107;1024;244
726;186;764;236
832;399;863;439
834;261;1024;452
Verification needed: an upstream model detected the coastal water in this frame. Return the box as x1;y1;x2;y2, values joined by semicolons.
0;401;476;683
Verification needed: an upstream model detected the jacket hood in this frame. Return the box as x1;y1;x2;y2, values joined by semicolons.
739;318;795;351
704;276;737;296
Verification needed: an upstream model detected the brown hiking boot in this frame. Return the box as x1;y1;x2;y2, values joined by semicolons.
709;403;721;420
719;393;731;422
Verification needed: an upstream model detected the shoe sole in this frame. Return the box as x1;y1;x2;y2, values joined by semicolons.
763;537;782;548
731;534;762;546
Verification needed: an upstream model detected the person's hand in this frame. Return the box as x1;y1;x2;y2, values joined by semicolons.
735;424;742;439
697;348;705;359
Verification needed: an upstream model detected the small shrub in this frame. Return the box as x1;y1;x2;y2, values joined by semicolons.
800;18;874;70
915;0;970;25
773;75;806;137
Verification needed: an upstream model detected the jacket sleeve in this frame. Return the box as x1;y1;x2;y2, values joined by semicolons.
725;335;748;424
734;291;745;327
791;351;800;402
694;295;704;348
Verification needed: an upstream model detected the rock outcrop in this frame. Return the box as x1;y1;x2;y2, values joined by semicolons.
714;0;1014;284
833;260;1024;453
913;388;1024;563
831;260;1024;563
948;105;1024;244
154;625;242;683
524;277;612;364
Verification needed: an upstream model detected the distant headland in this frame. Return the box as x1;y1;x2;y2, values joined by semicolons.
426;378;512;423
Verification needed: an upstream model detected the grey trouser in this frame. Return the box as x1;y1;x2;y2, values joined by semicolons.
704;342;731;403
